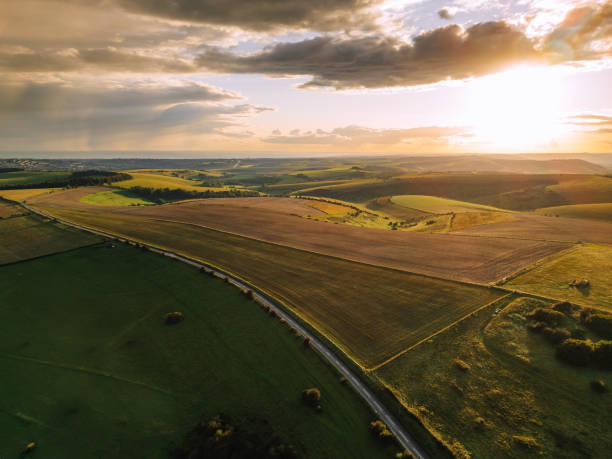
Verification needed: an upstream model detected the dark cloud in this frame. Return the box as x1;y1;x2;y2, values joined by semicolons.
544;1;612;61
262;125;470;145
438;8;455;20
196;21;540;89
117;0;381;31
0;79;270;149
0;48;196;73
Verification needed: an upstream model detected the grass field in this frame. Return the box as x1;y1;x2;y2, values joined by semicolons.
0;188;60;202
81;189;155;206
376;295;612;458
30;206;505;368
504;244;612;311
0;214;100;265
0;201;25;218
535;203;612;222
113;172;232;192
391;195;504;213
0;245;397;459
0;171;70;187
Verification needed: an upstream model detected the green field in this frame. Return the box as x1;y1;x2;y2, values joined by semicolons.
0;214;99;265
0;244;398;459
504;244;612;311
81;189;155;206
0;171;71;187
376;295;612;458
391;195;505;214
31;206;505;369
535;203;612;222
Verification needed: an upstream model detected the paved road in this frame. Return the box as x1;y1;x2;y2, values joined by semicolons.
21;202;429;459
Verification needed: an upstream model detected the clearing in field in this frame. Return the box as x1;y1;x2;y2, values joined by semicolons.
504;244;612;311
535;202;612;223
80;189;155;206
26;205;505;368
391;195;505;213
0;245;396;459
0;214;99;265
375;295;612;458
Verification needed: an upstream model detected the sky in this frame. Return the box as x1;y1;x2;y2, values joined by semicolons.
1;0;612;154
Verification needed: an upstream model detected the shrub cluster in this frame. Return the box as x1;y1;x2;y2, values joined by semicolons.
556;339;612;369
369;420;393;442
541;327;571;344
582;313;612;339
164;311;184;325
590;380;608;393
526;308;564;326
172;415;297;459
453;359;470;372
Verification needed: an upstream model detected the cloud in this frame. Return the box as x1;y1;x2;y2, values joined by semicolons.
262;125;470;145
544;1;612;61
116;0;382;32
0;78;271;149
0;48;197;73
196;21;540;89
438;8;456;20
567;113;612;135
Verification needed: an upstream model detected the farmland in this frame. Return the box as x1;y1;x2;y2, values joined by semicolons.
25;205;506;368
535;202;612;223
0;244;397;459
0;213;100;265
375;295;612;458
504;244;612;310
30;191;571;284
113;171;233;192
390;195;505;213
0;188;59;202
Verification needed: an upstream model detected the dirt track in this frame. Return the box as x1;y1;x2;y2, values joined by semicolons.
30;190;575;284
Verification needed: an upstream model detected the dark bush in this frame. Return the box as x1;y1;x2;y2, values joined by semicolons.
553;301;573;314
369;420;393;442
541;327;571;344
590;380;608;393
580;308;595;323
526;308;564;326
243;289;254;300
592;340;612;369
453;359;470;371
171;415;297;459
584;314;612;338
556;339;594;366
571;328;587;339
303;337;311;348
301;388;321;407
527;321;546;333
570;279;590;289
164;311;184;325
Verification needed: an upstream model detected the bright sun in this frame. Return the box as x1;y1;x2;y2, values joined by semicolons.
468;66;565;150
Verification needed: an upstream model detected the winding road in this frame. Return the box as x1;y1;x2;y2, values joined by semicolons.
20;202;429;459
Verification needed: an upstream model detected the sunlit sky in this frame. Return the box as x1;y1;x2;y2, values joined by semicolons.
1;0;612;154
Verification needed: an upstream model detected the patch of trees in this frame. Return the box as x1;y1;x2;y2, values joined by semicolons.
128;186;259;203
171;415;298;459
581;309;612;338
164;312;184;325
301;388;322;411
0;170;131;190
0;168;24;173
556;339;612;369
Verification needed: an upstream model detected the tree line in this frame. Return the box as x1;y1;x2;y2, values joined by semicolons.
0;170;131;190
128;186;259;203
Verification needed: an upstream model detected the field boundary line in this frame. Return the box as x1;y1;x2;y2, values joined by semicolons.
20;201;431;459
368;293;513;372
0;353;174;396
